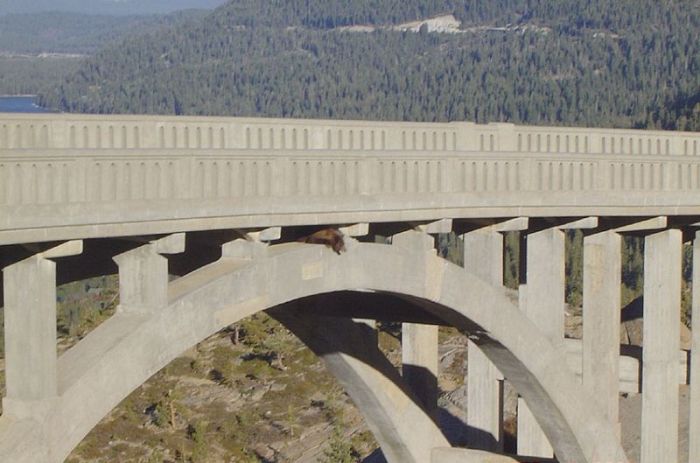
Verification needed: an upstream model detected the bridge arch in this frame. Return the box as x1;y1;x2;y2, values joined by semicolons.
0;233;627;463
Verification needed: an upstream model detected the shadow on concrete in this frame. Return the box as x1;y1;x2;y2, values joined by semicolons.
269;300;521;463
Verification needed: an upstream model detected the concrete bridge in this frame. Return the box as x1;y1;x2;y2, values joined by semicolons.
0;113;699;463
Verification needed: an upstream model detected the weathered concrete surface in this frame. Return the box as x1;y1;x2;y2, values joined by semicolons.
113;233;184;312
463;226;505;451
2;114;700;245
0;236;627;463
690;232;700;463
518;227;564;458
641;229;681;463
583;230;621;426
2;256;57;408
401;322;439;415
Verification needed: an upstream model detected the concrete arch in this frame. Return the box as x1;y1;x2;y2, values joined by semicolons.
0;234;627;463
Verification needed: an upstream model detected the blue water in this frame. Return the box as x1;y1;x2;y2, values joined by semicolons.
0;96;50;113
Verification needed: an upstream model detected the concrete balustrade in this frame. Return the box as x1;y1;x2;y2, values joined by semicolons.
1;115;700;245
2;114;698;155
1;112;698;463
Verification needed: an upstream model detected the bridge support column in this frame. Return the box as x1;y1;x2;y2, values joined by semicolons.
113;234;184;312
393;230;440;415
518;227;564;459
2;241;81;419
641;229;681;463
462;226;506;451
583;230;621;428
402;322;439;415
691;231;700;463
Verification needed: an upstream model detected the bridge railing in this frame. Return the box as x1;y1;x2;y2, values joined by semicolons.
2;149;700;208
2;114;700;242
2;113;699;155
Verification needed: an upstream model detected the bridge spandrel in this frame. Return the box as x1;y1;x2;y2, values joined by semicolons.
1;114;700;244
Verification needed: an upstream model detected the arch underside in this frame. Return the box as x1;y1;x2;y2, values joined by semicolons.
0;237;628;463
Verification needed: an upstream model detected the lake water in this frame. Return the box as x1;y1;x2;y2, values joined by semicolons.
0;96;50;113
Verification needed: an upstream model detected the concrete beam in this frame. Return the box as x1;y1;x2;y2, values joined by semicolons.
582;231;621;427
416;218;453;234
641;229;681;463
240;226;281;242
614;216;667;234
557;216;598;230
39;240;83;259
492;217;529;233
690;231;700;463
339;223;369;237
463;226;505;451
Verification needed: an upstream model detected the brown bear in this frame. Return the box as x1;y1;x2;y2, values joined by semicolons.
299;228;346;254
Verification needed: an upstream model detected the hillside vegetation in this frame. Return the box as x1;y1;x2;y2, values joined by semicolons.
0;10;208;95
38;0;700;130
0;11;208;54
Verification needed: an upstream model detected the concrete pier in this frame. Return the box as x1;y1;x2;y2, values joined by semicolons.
582;230;621;426
402;322;439;415
690;232;700;463
2;241;82;418
112;234;184;312
3;255;58;406
463;226;505;451
517;227;564;458
641;229;681;463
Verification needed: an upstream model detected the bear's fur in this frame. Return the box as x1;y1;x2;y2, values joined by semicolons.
299;228;346;254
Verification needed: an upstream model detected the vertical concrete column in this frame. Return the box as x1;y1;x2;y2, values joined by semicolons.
583;230;621;427
691;231;700;463
463;227;504;451
402;322;439;415
3;256;57;404
2;241;82;419
113;233;185;313
393;229;440;416
517;227;564;458
641;229;681;463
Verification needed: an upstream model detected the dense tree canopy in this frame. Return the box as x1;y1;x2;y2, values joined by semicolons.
37;0;699;131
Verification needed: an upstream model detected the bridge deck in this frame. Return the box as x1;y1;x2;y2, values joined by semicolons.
2;114;699;244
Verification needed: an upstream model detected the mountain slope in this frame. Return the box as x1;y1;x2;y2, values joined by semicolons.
39;0;700;128
0;11;208;54
0;0;228;16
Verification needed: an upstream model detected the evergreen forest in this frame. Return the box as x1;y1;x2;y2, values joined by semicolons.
37;0;700;131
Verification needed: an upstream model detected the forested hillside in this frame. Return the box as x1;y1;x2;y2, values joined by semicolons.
0;11;208;54
0;10;207;95
0;0;227;16
39;0;700;130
